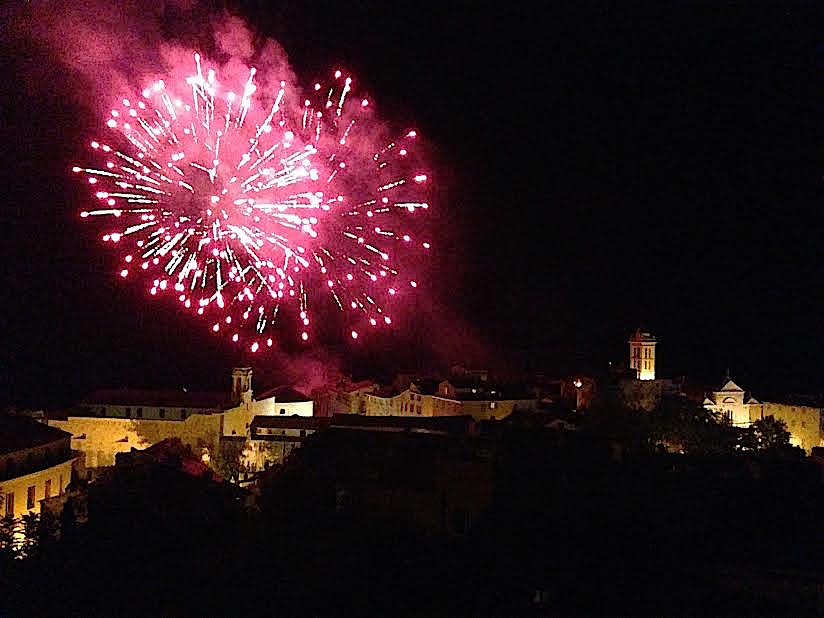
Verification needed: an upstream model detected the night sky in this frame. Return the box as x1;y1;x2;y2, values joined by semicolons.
1;2;822;407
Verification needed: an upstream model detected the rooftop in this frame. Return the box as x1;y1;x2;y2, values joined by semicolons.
250;415;330;431
329;413;477;435
255;385;311;403
0;414;72;455
81;388;234;409
344;380;378;393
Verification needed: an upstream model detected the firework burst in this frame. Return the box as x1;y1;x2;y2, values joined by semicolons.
74;53;430;351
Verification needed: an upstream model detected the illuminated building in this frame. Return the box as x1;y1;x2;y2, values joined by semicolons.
0;416;77;520
245;416;330;471
48;368;313;475
362;378;538;421
703;375;824;452
702;377;755;427
629;328;657;380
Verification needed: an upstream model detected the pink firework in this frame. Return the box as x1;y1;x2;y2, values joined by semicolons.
75;53;430;350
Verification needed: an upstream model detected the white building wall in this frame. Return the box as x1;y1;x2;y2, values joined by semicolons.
0;458;76;519
221;398;313;437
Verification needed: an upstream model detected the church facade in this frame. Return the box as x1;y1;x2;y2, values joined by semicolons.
703;377;824;452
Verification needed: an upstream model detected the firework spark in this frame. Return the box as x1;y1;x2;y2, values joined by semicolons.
75;53;430;351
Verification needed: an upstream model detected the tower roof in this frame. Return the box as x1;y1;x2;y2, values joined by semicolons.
716;378;744;393
629;327;656;343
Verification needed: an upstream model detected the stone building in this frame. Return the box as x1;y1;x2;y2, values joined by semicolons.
362;378;538;422
629;327;657;381
48;368;314;476
703;376;824;452
244;415;330;472
0;415;77;520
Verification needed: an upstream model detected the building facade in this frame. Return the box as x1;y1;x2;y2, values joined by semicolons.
362;379;537;421
0;416;77;520
48;368;314;475
703;376;824;452
629;328;657;381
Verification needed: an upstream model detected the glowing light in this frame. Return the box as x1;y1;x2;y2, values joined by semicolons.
75;51;430;344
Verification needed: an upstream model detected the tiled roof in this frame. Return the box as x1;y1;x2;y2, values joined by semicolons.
254;385;311;403
81;388;234;409
250;415;329;431
0;414;72;455
344;380;377;393
329;413;476;435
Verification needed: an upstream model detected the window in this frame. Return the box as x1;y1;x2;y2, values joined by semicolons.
99;407;105;416
300;430;306;437
5;492;13;517
159;409;165;419
280;408;286;415
125;407;131;418
180;409;187;420
44;479;52;499
27;485;36;509
136;408;143;418
489;401;497;410
59;474;64;494
416;405;421;415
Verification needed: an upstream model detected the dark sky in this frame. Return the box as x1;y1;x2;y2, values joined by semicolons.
1;2;822;406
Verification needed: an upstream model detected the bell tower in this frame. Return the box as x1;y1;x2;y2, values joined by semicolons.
231;367;253;403
628;328;656;381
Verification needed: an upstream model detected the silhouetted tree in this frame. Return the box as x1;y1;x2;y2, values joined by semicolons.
211;439;246;482
648;397;739;455
0;514;16;561
750;415;792;450
20;512;39;559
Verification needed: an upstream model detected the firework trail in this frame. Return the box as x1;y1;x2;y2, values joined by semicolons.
75;53;430;351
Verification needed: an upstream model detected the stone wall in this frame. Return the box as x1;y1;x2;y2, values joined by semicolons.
749;402;824;453
49;414;222;469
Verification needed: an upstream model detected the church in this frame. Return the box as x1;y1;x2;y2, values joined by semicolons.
703;376;824;452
